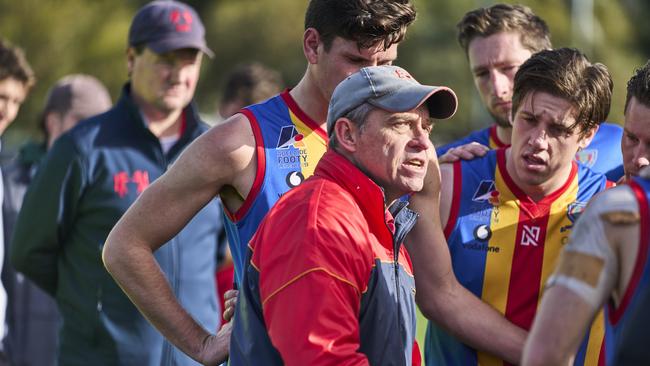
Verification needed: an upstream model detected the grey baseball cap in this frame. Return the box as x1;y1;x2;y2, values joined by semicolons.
128;0;214;58
44;74;112;120
327;65;457;135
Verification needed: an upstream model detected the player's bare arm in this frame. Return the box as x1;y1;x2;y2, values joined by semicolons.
405;155;526;364
103;113;258;365
522;187;641;366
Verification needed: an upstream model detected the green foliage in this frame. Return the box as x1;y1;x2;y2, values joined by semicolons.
0;0;647;151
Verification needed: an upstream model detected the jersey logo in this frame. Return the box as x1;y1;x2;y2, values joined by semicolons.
520;225;541;246
473;224;492;241
575;149;597;167
277;125;305;149
472;180;496;202
285;171;305;188
567;201;588;223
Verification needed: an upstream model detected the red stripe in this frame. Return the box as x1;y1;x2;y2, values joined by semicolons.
489;124;509;148
444;160;462;238
279;89;328;141
224;109;266;222
504;200;550;331
598;339;606;366
608;180;649;324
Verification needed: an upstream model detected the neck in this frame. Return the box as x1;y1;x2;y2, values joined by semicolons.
132;94;183;138
504;148;573;202
289;71;328;130
496;125;512;145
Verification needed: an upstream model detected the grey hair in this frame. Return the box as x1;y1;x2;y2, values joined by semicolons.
328;102;376;149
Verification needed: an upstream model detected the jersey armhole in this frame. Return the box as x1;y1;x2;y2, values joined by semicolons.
224;108;266;222
608;180;650;324
444;160;462;238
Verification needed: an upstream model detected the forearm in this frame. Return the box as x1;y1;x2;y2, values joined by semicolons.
417;276;526;363
522;286;595;366
103;230;227;365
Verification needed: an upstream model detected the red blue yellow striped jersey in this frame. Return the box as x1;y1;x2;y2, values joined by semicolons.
425;148;611;366
223;90;328;284
605;176;650;364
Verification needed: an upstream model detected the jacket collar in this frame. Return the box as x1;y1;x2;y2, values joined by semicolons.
315;149;395;243
116;83;203;138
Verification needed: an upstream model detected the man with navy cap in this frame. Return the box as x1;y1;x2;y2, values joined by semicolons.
228;65;457;365
10;1;227;365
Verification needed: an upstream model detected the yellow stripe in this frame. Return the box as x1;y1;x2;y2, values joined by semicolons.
540;176;578;301
477;167;519;366
488;137;499;150
584;310;605;365
290;110;327;179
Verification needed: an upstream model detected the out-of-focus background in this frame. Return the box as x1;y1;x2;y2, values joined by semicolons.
2;0;650;151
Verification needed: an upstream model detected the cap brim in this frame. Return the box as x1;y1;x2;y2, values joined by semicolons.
371;85;458;120
147;37;215;58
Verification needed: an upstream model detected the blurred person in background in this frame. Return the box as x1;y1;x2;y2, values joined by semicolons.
437;4;623;181
216;62;284;122
10;1;227;365
0;38;34;366
3;73;111;366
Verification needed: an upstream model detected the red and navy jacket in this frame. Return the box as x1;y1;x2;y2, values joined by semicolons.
10;85;221;366
230;150;418;366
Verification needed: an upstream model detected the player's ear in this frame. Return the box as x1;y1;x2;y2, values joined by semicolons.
578;124;599;150
303;28;321;65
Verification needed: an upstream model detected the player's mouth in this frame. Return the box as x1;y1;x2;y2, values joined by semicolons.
522;153;547;172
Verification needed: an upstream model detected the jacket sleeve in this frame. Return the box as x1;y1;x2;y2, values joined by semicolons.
10;134;85;296
259;221;371;366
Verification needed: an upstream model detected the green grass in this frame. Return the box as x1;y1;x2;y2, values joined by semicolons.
416;307;428;361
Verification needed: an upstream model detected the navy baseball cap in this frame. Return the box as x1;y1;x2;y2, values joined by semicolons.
128;0;214;58
327;65;457;136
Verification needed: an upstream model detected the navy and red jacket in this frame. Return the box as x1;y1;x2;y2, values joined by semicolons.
10;84;221;366
230;149;418;366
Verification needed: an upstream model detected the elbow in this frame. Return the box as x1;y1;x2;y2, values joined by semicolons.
415;291;448;323
102;232;121;276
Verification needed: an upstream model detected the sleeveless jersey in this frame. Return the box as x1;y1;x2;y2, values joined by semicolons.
604;176;650;364
436;125;506;156
425;148;610;366
223;90;328;283
436;123;623;180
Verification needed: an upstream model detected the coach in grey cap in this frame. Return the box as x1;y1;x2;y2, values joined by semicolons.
228;65;457;365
